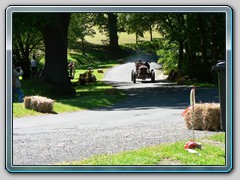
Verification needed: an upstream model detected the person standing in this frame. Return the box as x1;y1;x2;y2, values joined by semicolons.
68;61;76;79
13;65;24;103
30;54;38;79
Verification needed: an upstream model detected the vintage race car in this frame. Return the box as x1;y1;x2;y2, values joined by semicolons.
131;61;155;83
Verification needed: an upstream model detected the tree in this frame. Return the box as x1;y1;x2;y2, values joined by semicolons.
107;13;119;51
118;13;158;43
156;13;187;72
13;13;43;79
155;13;226;82
40;13;76;96
68;13;96;55
94;13;119;50
118;13;145;44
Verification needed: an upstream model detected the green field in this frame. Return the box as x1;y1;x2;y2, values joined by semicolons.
85;28;161;45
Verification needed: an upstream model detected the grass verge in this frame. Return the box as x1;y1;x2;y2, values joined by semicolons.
60;133;225;166
13;62;126;118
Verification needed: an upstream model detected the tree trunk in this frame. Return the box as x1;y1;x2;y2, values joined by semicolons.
211;15;218;63
81;37;85;55
197;14;211;82
149;25;153;41
178;39;184;72
136;32;138;44
107;13;119;51
41;13;75;97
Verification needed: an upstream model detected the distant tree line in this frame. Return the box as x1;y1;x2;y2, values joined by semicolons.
12;12;226;96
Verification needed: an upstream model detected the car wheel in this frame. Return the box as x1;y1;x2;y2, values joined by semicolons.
133;73;136;83
151;71;155;83
131;70;134;81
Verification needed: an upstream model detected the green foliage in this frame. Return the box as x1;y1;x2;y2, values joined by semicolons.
60;133;225;165
157;39;178;72
12;13;44;79
154;13;226;82
118;13;158;43
68;13;96;53
12;12;226;84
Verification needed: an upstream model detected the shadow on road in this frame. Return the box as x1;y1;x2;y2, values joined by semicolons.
95;82;219;111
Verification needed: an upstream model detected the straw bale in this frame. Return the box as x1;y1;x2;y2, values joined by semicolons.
183;103;220;131
184;104;204;130
24;96;31;109
202;103;220;131
36;100;54;113
97;69;104;73
30;96;39;111
23;95;54;113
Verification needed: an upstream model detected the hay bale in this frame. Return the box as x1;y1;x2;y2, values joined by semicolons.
202;103;220;131
182;103;220;131
23;96;54;113
97;69;104;73
30;96;39;111
183;104;205;130
24;96;31;109
36;99;54;113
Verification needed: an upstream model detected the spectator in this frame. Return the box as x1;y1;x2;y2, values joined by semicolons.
86;67;96;83
136;59;143;70
68;61;76;79
144;61;150;69
30;55;38;79
13;64;24;103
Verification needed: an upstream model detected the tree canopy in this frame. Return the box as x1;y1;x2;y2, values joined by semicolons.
12;12;226;97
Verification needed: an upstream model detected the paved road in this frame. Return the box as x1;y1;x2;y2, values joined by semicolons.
13;53;220;165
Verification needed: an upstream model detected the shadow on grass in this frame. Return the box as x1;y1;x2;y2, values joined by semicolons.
68;43;131;67
21;79;126;112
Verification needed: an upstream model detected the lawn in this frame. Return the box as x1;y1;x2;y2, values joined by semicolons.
60;133;225;166
85;27;161;45
13;62;126;118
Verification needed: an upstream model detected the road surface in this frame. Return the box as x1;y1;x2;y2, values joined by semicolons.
12;53;220;165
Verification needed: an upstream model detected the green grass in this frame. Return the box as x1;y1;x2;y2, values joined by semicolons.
85;29;161;45
206;133;225;143
193;82;217;88
184;81;217;88
13;62;126;118
60;133;225;166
